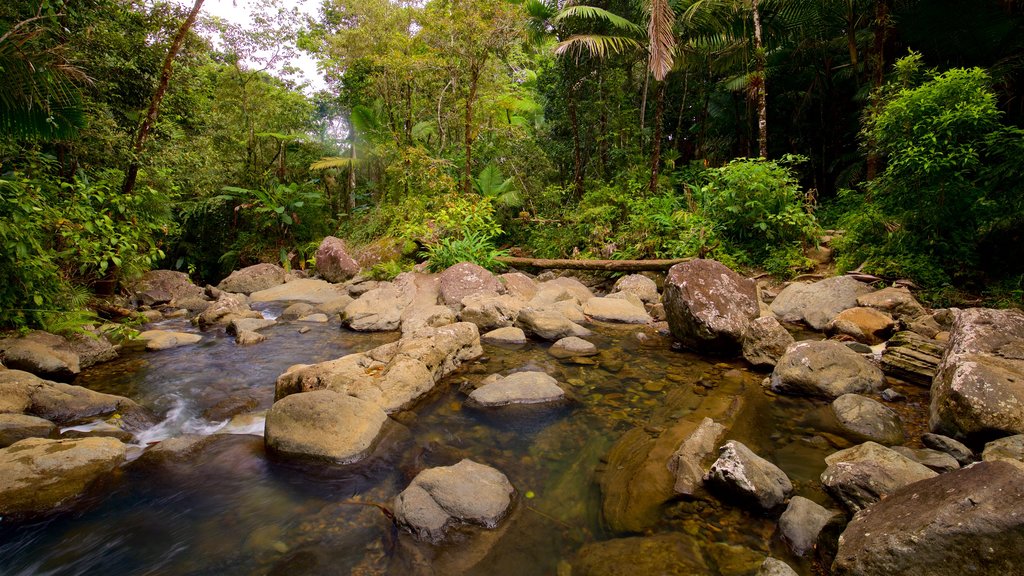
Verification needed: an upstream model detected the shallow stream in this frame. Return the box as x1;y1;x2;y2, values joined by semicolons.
0;306;928;576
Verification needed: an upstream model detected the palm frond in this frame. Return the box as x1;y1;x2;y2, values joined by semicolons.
553;6;644;34
310;157;357;170
647;0;677;81
555;34;643;60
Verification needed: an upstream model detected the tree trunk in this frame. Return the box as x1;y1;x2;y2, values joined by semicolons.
866;0;892;182
639;71;650;152
649;81;666;193
347;136;357;214
463;67;481;194
568;84;584;200
123;0;204;195
496;256;690;272
752;0;767;159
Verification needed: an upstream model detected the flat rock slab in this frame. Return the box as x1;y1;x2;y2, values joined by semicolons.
482;327;527;345
0;334;80;381
833;460;1024;576
0;369;152;429
227;318;276;334
137;330;203;351
821;441;937;512
394;459;514;543
0;413;57;447
668;417;726;496
250;278;349;304
0;436;126;517
467;371;565;407
264;390;388;464
583;297;652;324
770;340;886;399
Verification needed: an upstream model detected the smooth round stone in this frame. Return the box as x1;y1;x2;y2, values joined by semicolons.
482;326;528;345
468;371;565;407
549;336;598;359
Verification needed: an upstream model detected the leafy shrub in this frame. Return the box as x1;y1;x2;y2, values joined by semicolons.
422;232;508;272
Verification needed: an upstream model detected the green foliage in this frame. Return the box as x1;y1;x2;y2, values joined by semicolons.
422;232;509;272
368;259;412;281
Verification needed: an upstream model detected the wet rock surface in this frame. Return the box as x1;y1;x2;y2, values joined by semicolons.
0;413;57;447
466;371;565;407
770;340;886;399
821;441;937;512
778;496;839;557
574;533;709;576
831;393;905;445
704;440;793;511
264;390;389;464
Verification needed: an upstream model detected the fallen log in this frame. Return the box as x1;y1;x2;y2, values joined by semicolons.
496;256;691;272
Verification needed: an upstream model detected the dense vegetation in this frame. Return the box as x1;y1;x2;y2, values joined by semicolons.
2;0;1023;329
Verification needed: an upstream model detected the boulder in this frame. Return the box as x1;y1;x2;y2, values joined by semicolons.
663;259;759;355
778;496;839;557
539;276;594;304
0;333;80;381
132;270;205;306
66;332;118;369
574;533;709;576
342;280;415;332
890;446;960;472
548;336;598;359
280;302;317;320
438;262;504;309
668;417;726;496
831;393;905;445
770;340;886;399
136;330;203;351
828;307;896;345
195;292;257;327
401;304;457;337
856;286;927;322
315;236;361;283
832;460;1024;576
0;369;151;429
880;331;945;387
930;308;1024;442
758;558;799;576
499;272;539;302
217;263;286;295
275;323;482;413
297;313;328;323
583;297;652;324
516;307;591;341
317;295;354;315
393;459;514;543
0;436;126;517
982;434;1024;463
0;413;56;447
235;330;265;345
742;316;795;369
227;317;276;335
467;371;565;407
481;327;527;345
820;441;937;512
264;390;388;464
770;276;874;330
458;292;523;331
612;274;660;305
921;433;975;466
704;440;793;511
249;278;349;304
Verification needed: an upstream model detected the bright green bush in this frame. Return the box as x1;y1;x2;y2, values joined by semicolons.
422;232;509;272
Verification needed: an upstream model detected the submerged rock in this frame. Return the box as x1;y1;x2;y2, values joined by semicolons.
264;390;388;464
769;276;873;330
704;440;793;511
832;460;1024;576
820;441;937;512
663;259;759;355
770;340;886;399
574;533;708;576
831;393;905;445
394;459;514;543
467;371;565;407
217;263;286;295
0;436;126;517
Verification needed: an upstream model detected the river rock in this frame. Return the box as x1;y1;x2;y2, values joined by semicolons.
880;331;945;386
132;270;205;306
394;459;514;543
583;297;651;324
217;263;286;295
315;236;361;283
921;432;975;466
276;323;482;413
704;440;793;511
401;305;457;337
458;292;522;331
0;332;80;381
831;394;905;445
1;370;150;429
516;307;591;341
499;272;538;301
664;259;759;355
481;327;527;345
982;434;1024;463
612;274;660;305
742;316;794;369
342;279;415;332
539;276;594;304
548;336;597;359
249;278;349;304
297;313;328;323
280;302;317;320
235;330;265;345
820;441;937;512
438;262;504;309
828;307;896;345
770;340;886;399
137;330;202;351
668;417;726;496
0;436;126;517
574;533;709;576
227;317;276;335
930;308;1024;442
832;460;1024;576
264;390;388;464
890;446;960;472
467;371;565;407
66;331;118;369
856;286;926;322
758;558;799;576
0;413;56;447
195;292;258;327
317;295;354;315
778;496;839;557
770;276;874;330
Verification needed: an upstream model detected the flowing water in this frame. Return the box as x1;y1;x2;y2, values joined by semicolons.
0;306;928;576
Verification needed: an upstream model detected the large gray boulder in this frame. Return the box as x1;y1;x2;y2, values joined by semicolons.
315;236;361;283
770;340;886;399
831;393;905;445
742;316;795;369
832;460;1024;576
264;390;388;464
499;272;539;301
704;440;793;511
438;262;504;308
778;496;839;557
930;308;1024;442
217;263;286;295
856;286;927;322
132;269;205;306
821;441;937;512
583;297;652;324
458;292;523;331
663;259;759;355
467;371;565;407
394;459;514;543
770;276;874;330
612;274;660;305
539;276;594;304
0;332;80;381
0;436;126;517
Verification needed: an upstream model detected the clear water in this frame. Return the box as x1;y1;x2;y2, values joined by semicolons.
0;308;923;576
